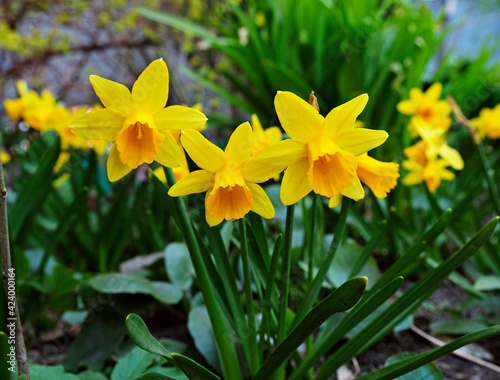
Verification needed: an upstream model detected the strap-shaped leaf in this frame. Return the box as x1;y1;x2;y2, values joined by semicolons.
171;353;221;380
289;276;404;380
253;276;368;380
356;324;500;380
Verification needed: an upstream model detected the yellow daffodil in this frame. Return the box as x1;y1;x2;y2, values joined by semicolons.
1;150;11;164
397;83;452;135
70;59;207;182
250;114;282;156
328;154;399;207
411;117;463;170
471;104;500;140
262;91;388;205
153;160;190;183
402;140;454;192
4;80;56;131
169;122;280;226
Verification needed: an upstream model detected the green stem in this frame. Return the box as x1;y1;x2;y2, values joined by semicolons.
307;194;318;284
477;142;500;215
0;161;30;379
238;219;259;374
163;167;242;380
275;204;295;379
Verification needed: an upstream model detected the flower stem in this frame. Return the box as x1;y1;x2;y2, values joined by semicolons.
238;219;259;374
0;161;30;379
163;167;242;380
275;204;295;379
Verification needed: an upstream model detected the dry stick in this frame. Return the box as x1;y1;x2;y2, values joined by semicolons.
447;96;479;144
0;161;30;379
410;325;500;374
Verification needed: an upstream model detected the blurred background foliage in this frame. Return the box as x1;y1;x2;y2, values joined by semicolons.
1;0;500;378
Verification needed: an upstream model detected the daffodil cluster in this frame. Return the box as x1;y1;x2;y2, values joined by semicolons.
3;80;108;172
397;83;463;192
69;58;397;226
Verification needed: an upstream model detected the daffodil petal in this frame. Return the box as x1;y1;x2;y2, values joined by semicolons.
247;183;274;219
243;139;306;183
89;75;132;116
425;82;442;101
409;87;423;101
181;130;225;172
154;105;207;131
280;158;311;205
396;100;417;115
251;114;263;132
226;122;253;164
107;143;133;182
168;170;215;196
205;193;224;227
155;132;185;168
336;129;388;156
438;144;463;170
132;58;169;115
275;91;323;142
341;176;365;201
324;94;368;136
328;195;343;208
70;109;123;141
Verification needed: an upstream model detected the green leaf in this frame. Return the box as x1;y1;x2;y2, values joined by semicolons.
356;325;500;380
9;136;60;241
133;374;176;380
146;366;188;379
89;273;182;305
430;320;488;335
165;243;195;290
125;314;173;362
30;364;79;380
62;308;126;371
315;217;500;379
253;276;368;380
171;353;221;380
111;346;156;380
77;370;108;380
46;264;78;298
187;306;220;370
474;275;500;291
385;353;443;380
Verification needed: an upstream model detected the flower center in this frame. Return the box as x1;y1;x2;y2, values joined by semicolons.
306;134;357;197
420;107;434;121
206;183;253;221
115;121;165;169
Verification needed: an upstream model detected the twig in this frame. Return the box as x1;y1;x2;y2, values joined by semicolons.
447;96;479;144
410;325;500;374
0;160;30;379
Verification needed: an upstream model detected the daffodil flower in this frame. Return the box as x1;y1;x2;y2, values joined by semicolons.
397;83;452;135
168;122;280;226
471;104;500;140
411;117;464;170
71;59;207;181
261;91;388;205
402;140;454;192
4;80;57;131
